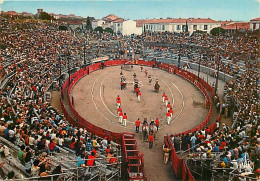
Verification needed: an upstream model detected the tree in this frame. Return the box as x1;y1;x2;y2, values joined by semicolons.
59;25;68;31
210;27;225;36
86;16;92;30
39;12;54;21
94;26;103;33
104;27;113;34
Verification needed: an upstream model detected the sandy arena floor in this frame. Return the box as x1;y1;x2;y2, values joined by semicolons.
71;65;208;181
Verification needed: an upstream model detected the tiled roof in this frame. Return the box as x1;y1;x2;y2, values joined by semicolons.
135;20;149;27
221;22;249;30
103;14;121;21
217;20;234;26
112;18;124;23
139;18;218;24
250;17;260;21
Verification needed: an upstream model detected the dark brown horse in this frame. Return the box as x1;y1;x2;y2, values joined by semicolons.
154;82;160;93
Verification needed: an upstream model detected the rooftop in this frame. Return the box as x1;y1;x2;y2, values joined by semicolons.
221;22;250;30
137;18;219;24
103;14;122;21
250;17;260;21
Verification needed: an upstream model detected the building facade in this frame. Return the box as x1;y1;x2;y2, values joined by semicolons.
141;18;221;34
250;18;260;30
122;20;142;35
221;22;249;33
92;20;105;30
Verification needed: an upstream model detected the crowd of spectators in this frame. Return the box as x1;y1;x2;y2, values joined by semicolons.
163;31;260;178
0;17;120;179
0;15;259;179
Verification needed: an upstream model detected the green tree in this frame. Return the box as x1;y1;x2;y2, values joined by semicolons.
94;26;103;33
39;12;54;21
104;27;113;34
86;16;92;30
210;27;225;36
59;25;68;31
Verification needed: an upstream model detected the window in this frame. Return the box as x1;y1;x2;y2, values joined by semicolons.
162;25;165;31
182;25;187;31
199;25;202;29
146;25;148;29
193;25;197;30
177;25;181;30
118;23;120;27
253;23;256;30
204;25;208;30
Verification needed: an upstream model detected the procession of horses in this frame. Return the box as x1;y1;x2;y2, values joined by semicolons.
142;119;158;142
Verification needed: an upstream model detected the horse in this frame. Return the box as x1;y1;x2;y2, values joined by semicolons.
154;82;160;93
149;124;157;138
142;124;149;141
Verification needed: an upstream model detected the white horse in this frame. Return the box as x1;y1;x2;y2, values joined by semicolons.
149;124;157;138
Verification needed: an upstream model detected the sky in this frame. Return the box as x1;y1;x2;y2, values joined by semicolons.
0;0;260;21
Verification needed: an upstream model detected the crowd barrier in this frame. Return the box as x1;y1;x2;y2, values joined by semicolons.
60;59;220;180
162;64;221;180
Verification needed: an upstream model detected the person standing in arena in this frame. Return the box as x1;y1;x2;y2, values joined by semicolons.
120;81;123;90
167;102;171;113
169;107;173;119
135;118;141;133
135;86;140;96
164;96;168;106
155;118;160;131
148;133;154;149
137;91;141;102
162;92;166;102
163;144;171;164
116;97;121;108
166;111;171;125
116;95;120;102
118;111;123;124
123;113;127;127
117;106;122;116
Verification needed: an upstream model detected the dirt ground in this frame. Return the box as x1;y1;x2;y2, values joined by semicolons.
69;65;209;181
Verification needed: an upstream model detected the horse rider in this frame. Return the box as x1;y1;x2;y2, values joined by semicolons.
148;75;152;85
145;70;148;77
133;72;136;79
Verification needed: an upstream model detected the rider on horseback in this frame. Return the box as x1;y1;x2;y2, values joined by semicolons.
154;79;160;92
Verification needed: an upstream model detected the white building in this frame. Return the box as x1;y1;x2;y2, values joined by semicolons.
113;19;124;34
141;18;221;34
122;20;142;35
250;18;260;30
92;19;105;30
